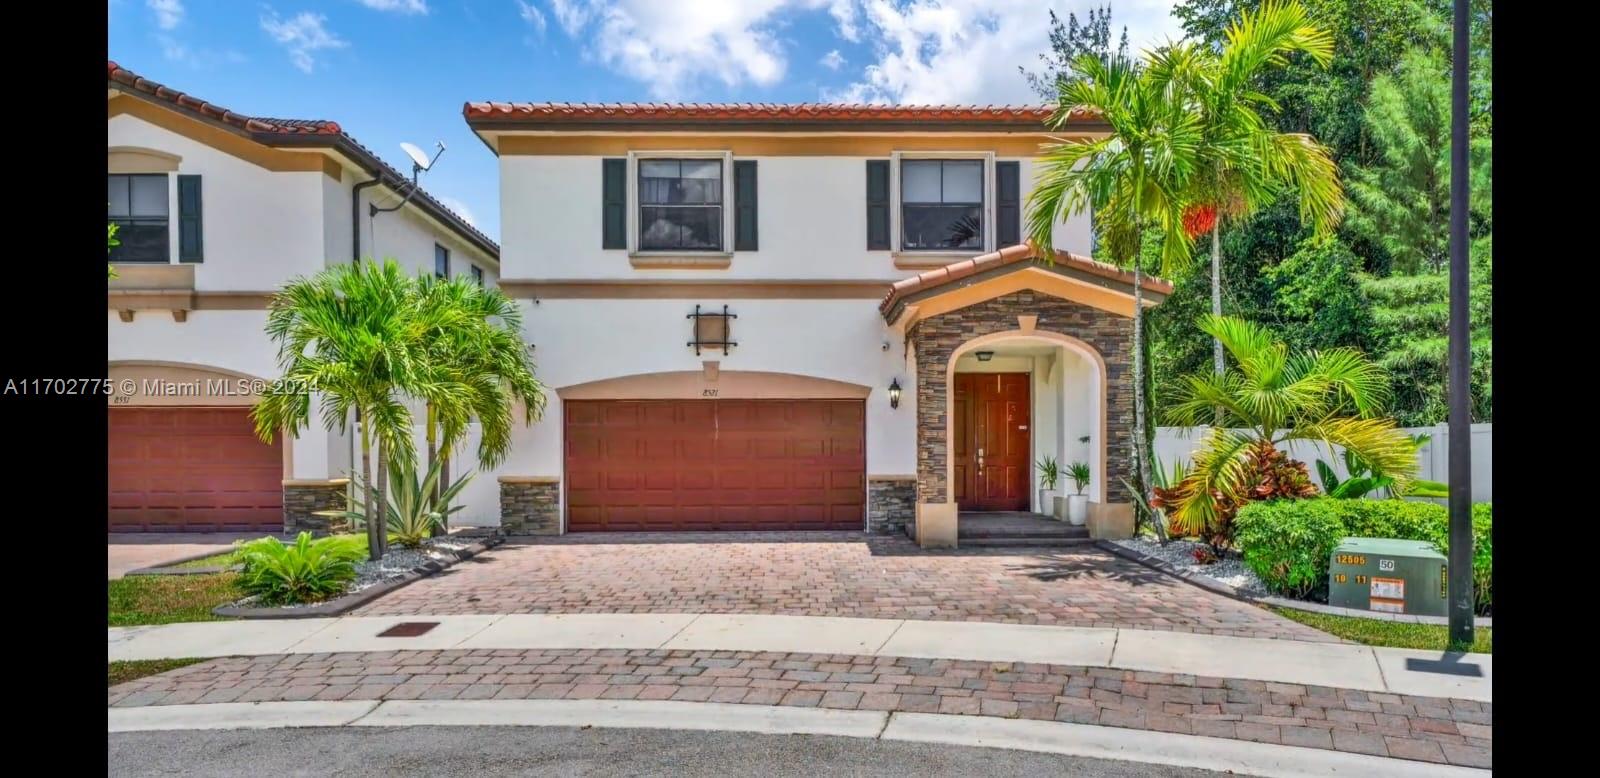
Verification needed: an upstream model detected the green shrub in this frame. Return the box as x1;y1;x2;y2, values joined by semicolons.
1235;498;1492;613
234;533;366;605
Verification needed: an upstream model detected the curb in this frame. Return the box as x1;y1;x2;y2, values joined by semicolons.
1096;540;1493;627
123;547;241;576
211;536;504;620
106;700;1492;776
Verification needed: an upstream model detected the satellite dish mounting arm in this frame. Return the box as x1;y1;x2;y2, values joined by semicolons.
370;141;445;216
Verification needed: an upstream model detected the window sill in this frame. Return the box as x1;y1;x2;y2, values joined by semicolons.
629;253;734;270
892;251;986;269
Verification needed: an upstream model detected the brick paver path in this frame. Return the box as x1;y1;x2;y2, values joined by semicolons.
108;648;1491;769
354;533;1333;642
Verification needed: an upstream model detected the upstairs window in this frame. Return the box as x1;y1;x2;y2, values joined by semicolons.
434;244;449;279
900;159;984;251
470;265;483;286
638;159;723;251
108;174;169;263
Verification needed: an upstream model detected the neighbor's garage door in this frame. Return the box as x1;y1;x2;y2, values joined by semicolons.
565;399;865;531
108;407;284;532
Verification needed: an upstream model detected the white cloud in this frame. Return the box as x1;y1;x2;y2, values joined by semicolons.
826;0;859;42
547;0;590;35
356;0;428;13
146;0;183;30
517;0;547;34
261;10;348;73
831;0;1187;105
438;197;478;228
543;0;837;98
819;49;845;70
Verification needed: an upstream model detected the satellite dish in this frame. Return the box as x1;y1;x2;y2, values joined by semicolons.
400;142;433;172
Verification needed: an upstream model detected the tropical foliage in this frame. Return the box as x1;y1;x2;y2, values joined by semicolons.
1144;0;1492;426
1036;456;1059;491
1067;461;1092;495
233;533;366;606
1315;433;1447;499
108;222;119;280
325;458;474;549
1160;315;1417;547
251;258;545;561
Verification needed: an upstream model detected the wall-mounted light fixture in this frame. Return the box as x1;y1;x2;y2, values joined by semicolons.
888;378;902;409
975;351;995;362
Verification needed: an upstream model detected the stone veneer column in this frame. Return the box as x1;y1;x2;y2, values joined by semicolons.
909;290;1134;506
282;479;349;534
498;476;561;534
867;476;917;536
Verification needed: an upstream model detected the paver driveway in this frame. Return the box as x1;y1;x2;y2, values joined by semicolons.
355;533;1334;642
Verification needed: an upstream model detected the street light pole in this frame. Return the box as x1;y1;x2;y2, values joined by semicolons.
1446;0;1474;647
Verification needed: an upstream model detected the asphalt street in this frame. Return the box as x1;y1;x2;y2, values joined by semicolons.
108;725;1230;777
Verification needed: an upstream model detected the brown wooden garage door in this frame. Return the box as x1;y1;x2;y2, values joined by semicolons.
108;407;284;532
565;399;865;531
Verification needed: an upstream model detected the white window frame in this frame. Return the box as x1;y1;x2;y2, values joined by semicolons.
890;150;996;259
626;150;735;257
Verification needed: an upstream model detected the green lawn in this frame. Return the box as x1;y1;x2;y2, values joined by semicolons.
169;552;238;569
1270;607;1492;653
108;572;240;626
109;658;208;687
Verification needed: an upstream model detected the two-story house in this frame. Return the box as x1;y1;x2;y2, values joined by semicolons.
107;61;500;534
466;103;1170;546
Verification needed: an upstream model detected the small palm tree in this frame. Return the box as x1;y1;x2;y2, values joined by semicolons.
1161;315;1419;545
252;259;462;560
1026;50;1202;542
1149;0;1344;379
413;275;546;526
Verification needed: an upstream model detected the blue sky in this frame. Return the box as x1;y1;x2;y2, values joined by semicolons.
109;1;1185;243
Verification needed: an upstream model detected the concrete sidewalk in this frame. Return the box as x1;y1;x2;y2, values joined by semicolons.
108;613;1491;702
108;533;259;580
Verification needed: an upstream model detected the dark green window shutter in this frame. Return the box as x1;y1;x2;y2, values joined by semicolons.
177;174;203;262
734;160;758;251
866;160;890;250
996;161;1020;248
602;158;626;249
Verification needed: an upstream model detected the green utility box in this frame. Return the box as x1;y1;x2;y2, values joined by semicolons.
1328;538;1447;617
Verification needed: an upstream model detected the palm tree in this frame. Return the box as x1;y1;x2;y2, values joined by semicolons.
413;275;546;527
1151;0;1343;379
1161;315;1418;545
1026;51;1202;542
252;259;462;560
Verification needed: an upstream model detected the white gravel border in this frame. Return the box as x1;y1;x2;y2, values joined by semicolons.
1108;536;1268;596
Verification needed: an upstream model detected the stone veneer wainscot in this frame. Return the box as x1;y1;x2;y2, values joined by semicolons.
282;479;349;534
499;477;561;534
867;477;916;536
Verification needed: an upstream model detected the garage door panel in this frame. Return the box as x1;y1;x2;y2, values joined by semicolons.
566;399;864;532
108;407;283;532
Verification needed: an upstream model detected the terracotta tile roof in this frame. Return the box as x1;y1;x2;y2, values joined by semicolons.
108;60;497;258
879;242;1173;319
464;102;1101;128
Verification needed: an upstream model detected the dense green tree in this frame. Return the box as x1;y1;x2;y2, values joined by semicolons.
1021;6;1130;100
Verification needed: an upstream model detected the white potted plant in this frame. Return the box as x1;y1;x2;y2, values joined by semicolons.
1035;456;1061;518
1065;461;1091;526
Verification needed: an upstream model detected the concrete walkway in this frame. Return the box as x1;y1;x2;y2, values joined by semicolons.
108;533;260;580
108;613;1491;702
107;700;1488;778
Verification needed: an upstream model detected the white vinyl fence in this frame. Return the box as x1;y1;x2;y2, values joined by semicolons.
1153;423;1492;503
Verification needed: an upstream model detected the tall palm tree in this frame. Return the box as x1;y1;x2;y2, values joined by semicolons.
252;259;463;560
1026;51;1202;542
1162;315;1418;544
1151;0;1343;378
413;275;546;526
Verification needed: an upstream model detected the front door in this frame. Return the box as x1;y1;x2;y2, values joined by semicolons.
953;372;1030;511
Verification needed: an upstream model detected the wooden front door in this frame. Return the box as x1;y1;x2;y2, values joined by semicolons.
953;373;1031;511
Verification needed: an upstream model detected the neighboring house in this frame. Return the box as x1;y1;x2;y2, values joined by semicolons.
467;103;1170;545
106;61;499;534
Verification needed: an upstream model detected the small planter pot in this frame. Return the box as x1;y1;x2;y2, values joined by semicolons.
1038;489;1061;517
1066;494;1089;526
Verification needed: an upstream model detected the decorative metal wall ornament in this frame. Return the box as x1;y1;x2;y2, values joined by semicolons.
687;304;738;356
